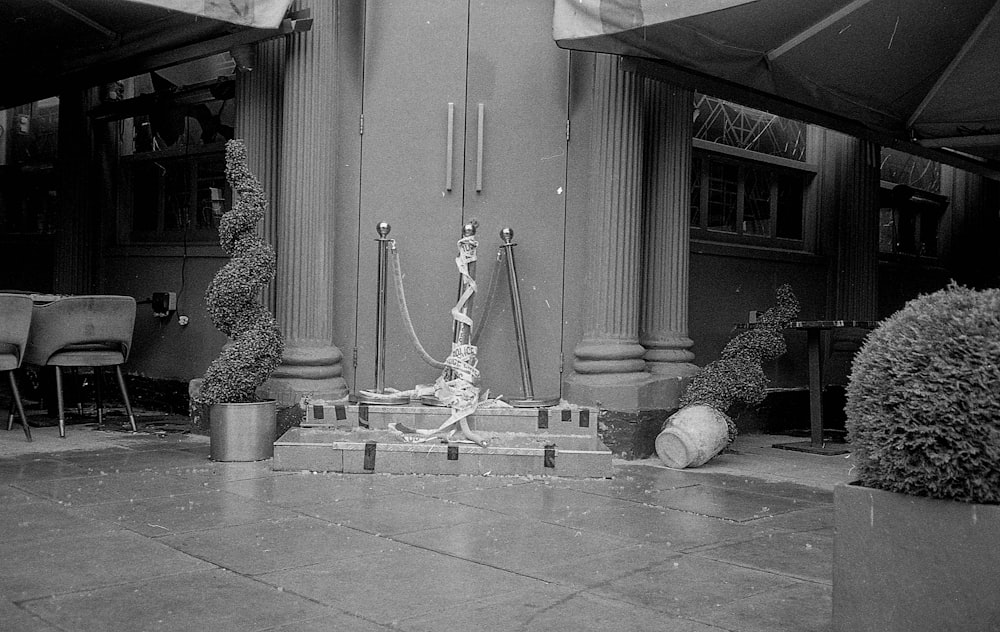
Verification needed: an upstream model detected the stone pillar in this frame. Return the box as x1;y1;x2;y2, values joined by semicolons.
54;89;101;294
235;37;284;313
265;0;348;404
830;133;880;322
563;55;651;410
817;130;880;383
639;79;699;406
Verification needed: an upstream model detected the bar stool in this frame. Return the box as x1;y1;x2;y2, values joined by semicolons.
0;293;34;440
23;295;138;437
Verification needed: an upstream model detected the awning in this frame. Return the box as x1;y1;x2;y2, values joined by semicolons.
554;0;1000;178
127;0;292;29
0;0;299;110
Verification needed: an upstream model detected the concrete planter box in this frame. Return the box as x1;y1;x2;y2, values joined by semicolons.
833;482;1000;632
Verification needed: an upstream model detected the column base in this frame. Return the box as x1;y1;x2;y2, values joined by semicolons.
265;341;349;406
562;371;692;410
264;376;348;407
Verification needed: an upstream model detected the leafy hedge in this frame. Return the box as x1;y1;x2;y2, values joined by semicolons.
199;140;284;404
845;283;1000;504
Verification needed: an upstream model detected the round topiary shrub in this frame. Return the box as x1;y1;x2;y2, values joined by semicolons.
845;283;1000;504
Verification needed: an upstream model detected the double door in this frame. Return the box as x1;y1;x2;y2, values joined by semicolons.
355;0;569;399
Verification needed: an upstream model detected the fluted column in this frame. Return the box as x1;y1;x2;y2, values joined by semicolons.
832;133;880;322
235;37;284;313
266;0;348;404
817;129;880;382
640;79;698;393
563;55;651;410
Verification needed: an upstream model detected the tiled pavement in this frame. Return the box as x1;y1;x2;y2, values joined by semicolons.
1;423;854;632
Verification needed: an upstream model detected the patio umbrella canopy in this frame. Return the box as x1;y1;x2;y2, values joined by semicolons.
0;0;294;109
554;0;1000;177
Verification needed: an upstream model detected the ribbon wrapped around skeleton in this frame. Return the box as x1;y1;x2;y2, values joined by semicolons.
390;224;489;446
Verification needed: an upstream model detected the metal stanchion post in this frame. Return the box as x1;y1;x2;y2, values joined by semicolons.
357;222;409;405
421;222;478;407
500;227;559;407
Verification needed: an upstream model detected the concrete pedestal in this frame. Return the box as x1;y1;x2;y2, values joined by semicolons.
273;402;611;477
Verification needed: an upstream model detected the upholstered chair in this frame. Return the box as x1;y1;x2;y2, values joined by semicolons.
24;295;138;438
0;293;35;440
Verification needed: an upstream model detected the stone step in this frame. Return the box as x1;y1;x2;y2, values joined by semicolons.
273;426;612;478
301;401;598;437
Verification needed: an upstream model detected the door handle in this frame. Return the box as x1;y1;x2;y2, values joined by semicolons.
446;102;455;192
476;103;484;192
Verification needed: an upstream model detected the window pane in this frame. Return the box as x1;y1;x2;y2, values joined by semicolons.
775;173;803;240
690;156;702;227
706;161;738;232
194;155;226;231
131;162;161;232
163;160;189;231
693;93;807;161
743;166;771;236
880;148;940;193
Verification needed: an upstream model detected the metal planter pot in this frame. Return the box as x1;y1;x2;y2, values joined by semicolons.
209;400;277;462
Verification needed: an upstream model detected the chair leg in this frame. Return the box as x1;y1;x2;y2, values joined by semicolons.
94;367;104;429
54;366;66;438
114;366;138;433
6;398;13;431
8;371;31;441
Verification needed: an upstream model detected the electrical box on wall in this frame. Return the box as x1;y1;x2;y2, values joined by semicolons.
152;292;177;317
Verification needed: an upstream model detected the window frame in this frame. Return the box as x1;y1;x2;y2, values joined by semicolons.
690;139;818;251
117;141;228;245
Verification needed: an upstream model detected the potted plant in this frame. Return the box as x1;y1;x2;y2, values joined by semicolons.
834;283;1000;631
197;139;284;461
655;284;799;468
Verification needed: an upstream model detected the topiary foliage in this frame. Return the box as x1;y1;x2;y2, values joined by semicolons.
199;139;284;404
679;284;799;440
846;283;1000;504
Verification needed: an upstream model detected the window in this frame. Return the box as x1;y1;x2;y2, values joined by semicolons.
107;54;236;244
690;95;813;249
0;97;59;235
690;147;811;248
122;144;229;242
878;184;947;257
878;150;946;258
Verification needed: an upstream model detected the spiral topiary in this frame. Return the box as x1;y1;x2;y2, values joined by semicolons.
845;282;1000;504
679;283;800;440
198;139;284;404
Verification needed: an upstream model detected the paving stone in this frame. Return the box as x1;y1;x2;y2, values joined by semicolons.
551;499;762;548
391;516;641;576
159;515;401;576
0;458;92;482
0;598;62;632
67;490;300;537
22;568;331;632
301;492;504;536
690;580;833;632
12;469;213;506
690;530;834;584
397;584;731;632
0;501;108;544
640;484;821;522
586;554;801;620
210;471;403;508
257;545;550;627
1;529;212;600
